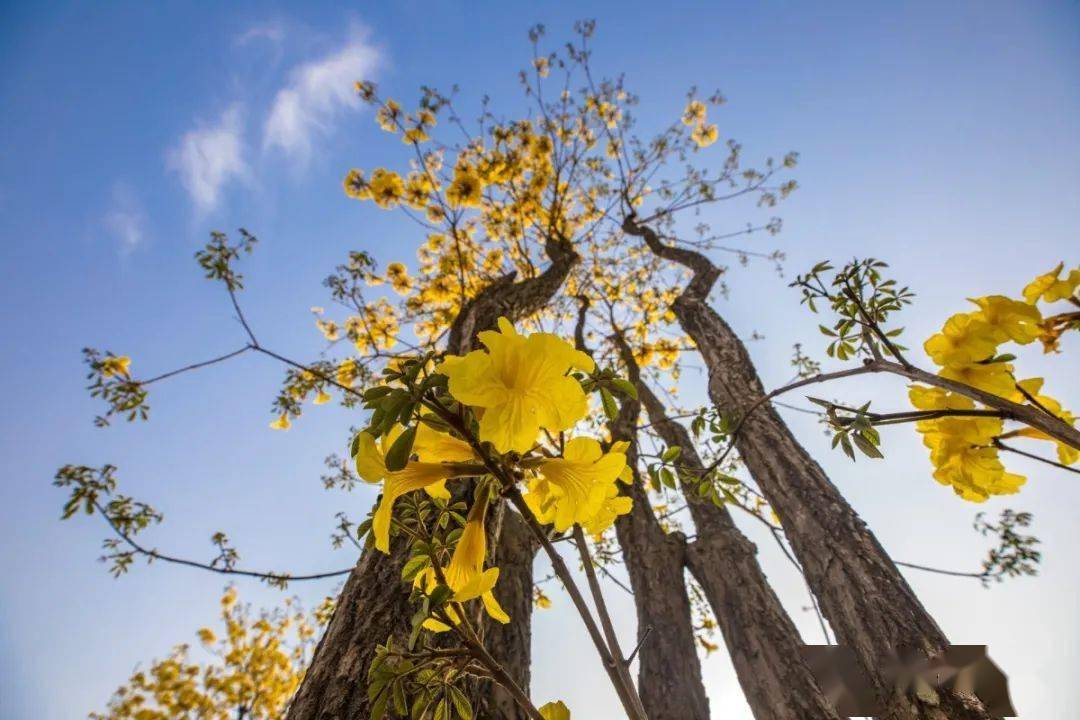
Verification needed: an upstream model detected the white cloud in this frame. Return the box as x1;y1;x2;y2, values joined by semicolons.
263;32;381;162
167;105;247;214
235;21;285;47
104;184;145;255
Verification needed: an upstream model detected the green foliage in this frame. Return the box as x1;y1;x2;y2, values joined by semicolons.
793;258;914;361
195;228;257;292
976;509;1041;585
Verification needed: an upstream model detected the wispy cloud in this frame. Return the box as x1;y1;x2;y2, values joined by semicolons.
235;21;285;47
104;183;145;255
263;31;381;162
167;105;248;214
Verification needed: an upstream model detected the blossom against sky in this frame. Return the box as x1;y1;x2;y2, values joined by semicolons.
1;1;1077;717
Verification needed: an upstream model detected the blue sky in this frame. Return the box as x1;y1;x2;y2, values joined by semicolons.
1;1;1078;718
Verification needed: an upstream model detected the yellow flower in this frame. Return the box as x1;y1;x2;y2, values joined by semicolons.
1009;378;1078;465
446;169;484;208
343;169;370;200
918;415;1025;501
353;426;476;552
414;422;476;463
269;414;291;431
580;481;633;539
924;312;999;367
336;358;358;387
101;355;132;378
532;437;627;532
312;390;332;405
690;123;718;148
1022;262;1080;304
414;497;510;632
681;100;706;126
938;361;1019;401
698;638;720;656
445;498;489;590
375;99;401;133
908;384;975;412
368;168;405;209
436;317;595;453
539;701;571;720
969;295;1042;345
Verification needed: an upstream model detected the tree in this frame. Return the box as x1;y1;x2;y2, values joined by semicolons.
62;22;1075;720
91;588;332;720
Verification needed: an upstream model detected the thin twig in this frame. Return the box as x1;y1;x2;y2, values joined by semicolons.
625;626;652;665
94;499;352;583
140;346;253;385
992;439;1080;475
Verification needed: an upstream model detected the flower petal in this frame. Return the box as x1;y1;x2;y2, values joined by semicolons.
480;395;540;453
373;463;454;552
354;432;387;483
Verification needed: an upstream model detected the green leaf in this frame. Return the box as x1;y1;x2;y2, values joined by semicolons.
600;387;618;421
428;584;453;608
364;386;393;402
839;433;856;461
392;679;408;715
853;433;884;459
370;686;390;720
448;686;473;720
659;467;676;489
418;413;451;432
385;425;417;472
661;445;682;463
401;554;430;582
610;378;638;399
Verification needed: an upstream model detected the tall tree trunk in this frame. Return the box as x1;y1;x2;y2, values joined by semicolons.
610;397;713;720
613;331;839;720
574;301;712;720
623;214;992;720
287;238;578;720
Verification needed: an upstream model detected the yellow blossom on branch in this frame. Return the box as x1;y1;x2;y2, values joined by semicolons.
1022;262;1080;304
353;425;480;552
436;317;595;453
923;312;998;367
526;437;628;532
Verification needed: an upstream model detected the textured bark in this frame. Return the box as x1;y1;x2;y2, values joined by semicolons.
624;213;992;720
609;391;712;720
621;347;838;720
286;537;414;720
287;238;578;720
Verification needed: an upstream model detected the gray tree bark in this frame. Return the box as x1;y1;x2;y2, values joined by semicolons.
609;389;713;720
612;331;839;720
624;213;992;720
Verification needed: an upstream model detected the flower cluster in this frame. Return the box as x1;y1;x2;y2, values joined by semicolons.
350;318;635;633
913;265;1078;501
91;588;326;720
681;99;719;148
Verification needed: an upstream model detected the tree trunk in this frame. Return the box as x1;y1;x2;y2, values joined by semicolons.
287;239;578;720
627;360;839;720
624;214;992;720
286;537;413;719
610;389;712;720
